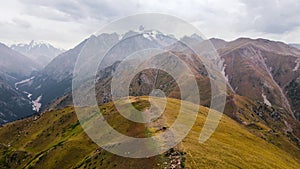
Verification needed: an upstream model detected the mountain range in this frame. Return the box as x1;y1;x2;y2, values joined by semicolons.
0;30;299;168
14;31;299;120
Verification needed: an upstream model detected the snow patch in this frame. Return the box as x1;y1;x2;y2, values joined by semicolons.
119;34;124;40
15;76;35;89
221;64;230;86
30;40;51;49
262;92;272;107
143;33;152;41
221;64;227;80
293;58;300;71
32;95;42;112
23;91;32;99
217;58;234;91
14;77;42;113
149;30;158;40
142;30;160;41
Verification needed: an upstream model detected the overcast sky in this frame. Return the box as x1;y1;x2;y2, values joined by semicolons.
0;0;299;49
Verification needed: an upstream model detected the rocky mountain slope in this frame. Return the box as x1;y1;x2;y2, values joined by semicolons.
217;38;300;120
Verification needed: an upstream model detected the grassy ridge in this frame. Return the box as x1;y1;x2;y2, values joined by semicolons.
0;97;299;168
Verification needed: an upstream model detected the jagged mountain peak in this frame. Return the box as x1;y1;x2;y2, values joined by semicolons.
29;40;50;48
12;40;62;51
190;33;204;41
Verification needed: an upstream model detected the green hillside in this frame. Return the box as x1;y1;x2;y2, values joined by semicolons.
0;97;299;168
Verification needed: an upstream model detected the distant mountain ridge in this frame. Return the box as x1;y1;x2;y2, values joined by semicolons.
290;43;300;50
11;40;65;67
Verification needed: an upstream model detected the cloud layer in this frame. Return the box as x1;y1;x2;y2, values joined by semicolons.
0;0;299;48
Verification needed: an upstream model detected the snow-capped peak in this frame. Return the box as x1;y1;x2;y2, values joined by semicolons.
141;30;166;41
12;40;55;51
29;40;51;49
